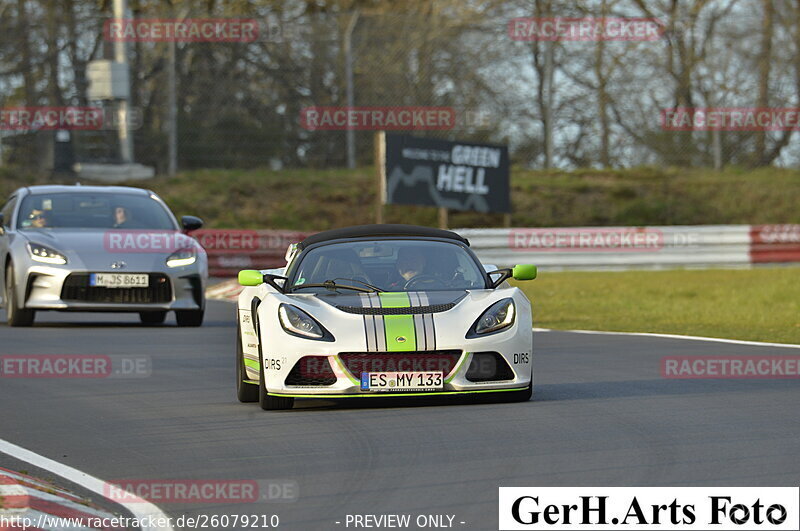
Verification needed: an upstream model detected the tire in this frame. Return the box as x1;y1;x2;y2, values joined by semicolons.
5;265;34;327
175;309;204;327
139;311;167;325
236;326;258;403
259;361;294;410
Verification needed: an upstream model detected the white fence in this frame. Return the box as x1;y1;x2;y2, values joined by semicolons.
199;224;800;276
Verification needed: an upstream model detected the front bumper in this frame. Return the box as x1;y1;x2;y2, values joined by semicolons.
239;287;534;398
19;265;205;312
268;352;532;399
247;328;533;397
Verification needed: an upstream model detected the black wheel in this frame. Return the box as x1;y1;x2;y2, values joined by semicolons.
139;311;167;325
259;362;294;410
176;309;204;327
236;326;258;403
5;265;34;327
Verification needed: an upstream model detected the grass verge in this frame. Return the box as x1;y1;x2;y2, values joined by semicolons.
3;165;800;229
514;267;800;344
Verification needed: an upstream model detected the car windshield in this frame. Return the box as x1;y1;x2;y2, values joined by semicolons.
16;192;176;230
289;239;487;293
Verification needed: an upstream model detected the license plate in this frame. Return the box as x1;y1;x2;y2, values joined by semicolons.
360;371;443;392
90;273;149;288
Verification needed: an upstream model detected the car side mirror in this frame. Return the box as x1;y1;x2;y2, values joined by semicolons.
0;213;4;233
181;215;203;231
239;270;264;286
488;264;537;288
238;269;287;292
512;264;537;281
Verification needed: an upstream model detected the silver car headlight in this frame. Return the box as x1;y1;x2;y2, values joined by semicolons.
28;243;67;265
468;298;515;337
278;304;333;341
166;247;197;268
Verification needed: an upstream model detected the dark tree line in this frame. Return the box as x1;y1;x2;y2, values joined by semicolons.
1;0;799;171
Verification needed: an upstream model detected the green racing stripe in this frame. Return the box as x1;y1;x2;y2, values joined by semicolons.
378;292;417;351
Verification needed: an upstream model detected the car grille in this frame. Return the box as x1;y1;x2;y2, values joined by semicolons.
465;352;515;382
284;356;337;386
339;350;462;378
61;273;172;304
336;303;455;315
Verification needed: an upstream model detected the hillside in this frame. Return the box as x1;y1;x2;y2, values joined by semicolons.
2;166;799;229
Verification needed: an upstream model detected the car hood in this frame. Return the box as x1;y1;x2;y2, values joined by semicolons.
311;290;468;313
20;229;201;270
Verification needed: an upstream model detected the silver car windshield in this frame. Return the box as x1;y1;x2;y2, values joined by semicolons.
290;240;487;292
17;193;177;230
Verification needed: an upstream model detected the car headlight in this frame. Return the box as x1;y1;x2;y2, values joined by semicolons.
467;298;515;337
278;304;333;341
166;247;197;268
27;243;67;265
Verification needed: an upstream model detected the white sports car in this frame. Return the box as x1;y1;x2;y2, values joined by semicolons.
234;224;537;410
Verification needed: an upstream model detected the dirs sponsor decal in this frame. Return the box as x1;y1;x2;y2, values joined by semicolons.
498;488;799;531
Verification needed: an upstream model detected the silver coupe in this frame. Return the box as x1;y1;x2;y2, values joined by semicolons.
0;185;207;326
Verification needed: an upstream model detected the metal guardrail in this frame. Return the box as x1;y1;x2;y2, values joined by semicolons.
750;225;800;264
458;225;753;270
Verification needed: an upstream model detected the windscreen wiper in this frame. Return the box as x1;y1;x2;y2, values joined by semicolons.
292;280;378;293
331;278;384;292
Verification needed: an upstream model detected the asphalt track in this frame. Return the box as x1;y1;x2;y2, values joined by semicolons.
1;301;799;531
